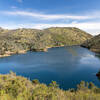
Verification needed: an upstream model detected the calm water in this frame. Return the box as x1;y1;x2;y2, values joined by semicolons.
0;46;100;89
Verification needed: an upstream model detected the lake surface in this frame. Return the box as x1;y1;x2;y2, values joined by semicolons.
0;46;100;89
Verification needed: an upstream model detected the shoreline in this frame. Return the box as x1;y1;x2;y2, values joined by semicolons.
0;45;80;58
81;45;100;53
0;50;27;58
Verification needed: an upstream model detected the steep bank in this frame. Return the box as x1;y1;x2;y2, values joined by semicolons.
0;27;92;57
81;34;100;53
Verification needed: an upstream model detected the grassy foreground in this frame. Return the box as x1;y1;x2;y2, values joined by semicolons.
0;72;100;100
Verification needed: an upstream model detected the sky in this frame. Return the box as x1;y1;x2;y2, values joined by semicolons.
0;0;100;35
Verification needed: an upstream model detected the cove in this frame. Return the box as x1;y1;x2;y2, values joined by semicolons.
0;46;100;90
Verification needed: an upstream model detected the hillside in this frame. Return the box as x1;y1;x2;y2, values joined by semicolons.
0;72;100;100
81;34;100;53
0;27;92;57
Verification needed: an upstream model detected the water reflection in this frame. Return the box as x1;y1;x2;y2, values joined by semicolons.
65;46;78;56
79;54;100;67
95;54;100;59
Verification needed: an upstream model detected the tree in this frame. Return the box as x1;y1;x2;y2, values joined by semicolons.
49;81;59;88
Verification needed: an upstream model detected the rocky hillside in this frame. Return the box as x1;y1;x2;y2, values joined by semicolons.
0;27;92;57
81;34;100;53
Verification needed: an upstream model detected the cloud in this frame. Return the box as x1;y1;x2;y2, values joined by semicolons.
1;10;100;35
2;11;92;20
11;6;17;9
1;22;100;35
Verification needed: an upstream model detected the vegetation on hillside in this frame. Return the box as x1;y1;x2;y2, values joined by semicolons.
81;34;100;53
0;27;92;57
0;72;100;100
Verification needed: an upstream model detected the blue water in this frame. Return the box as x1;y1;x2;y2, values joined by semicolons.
0;46;100;90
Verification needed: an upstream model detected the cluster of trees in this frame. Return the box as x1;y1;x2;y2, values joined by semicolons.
0;72;100;100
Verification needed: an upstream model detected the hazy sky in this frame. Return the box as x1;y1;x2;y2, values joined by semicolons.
0;0;100;35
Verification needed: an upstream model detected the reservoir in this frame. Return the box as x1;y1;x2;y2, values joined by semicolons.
0;46;100;89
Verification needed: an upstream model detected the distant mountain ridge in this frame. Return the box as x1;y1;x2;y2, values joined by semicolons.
81;34;100;53
0;27;92;57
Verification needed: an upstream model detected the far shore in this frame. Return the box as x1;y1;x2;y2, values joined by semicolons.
0;45;80;58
